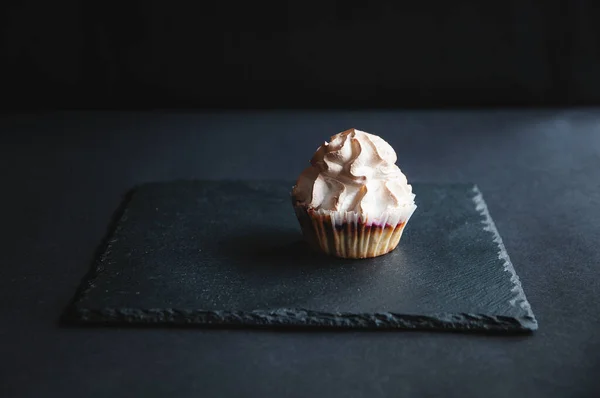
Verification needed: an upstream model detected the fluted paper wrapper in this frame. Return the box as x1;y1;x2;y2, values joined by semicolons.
293;205;417;259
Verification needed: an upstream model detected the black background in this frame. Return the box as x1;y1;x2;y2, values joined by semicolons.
2;0;600;109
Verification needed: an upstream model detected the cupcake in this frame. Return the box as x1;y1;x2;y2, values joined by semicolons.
291;128;416;259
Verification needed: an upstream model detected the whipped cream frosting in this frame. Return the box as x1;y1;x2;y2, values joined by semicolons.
292;128;415;214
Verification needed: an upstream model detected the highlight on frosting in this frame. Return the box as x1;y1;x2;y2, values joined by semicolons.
292;128;415;214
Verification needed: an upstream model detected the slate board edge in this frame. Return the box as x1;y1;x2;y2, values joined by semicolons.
62;187;137;321
471;185;538;330
64;307;535;333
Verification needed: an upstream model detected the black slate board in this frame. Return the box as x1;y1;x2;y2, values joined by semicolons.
64;181;537;333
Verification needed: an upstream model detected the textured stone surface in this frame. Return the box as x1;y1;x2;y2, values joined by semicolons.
64;181;536;332
6;111;600;397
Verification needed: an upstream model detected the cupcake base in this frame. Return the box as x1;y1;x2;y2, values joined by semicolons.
294;205;415;259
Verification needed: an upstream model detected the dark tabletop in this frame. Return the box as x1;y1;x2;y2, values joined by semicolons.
1;110;599;398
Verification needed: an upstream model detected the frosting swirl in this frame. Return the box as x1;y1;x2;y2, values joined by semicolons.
292;128;415;214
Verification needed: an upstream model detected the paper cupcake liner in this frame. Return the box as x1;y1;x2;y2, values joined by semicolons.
293;204;417;259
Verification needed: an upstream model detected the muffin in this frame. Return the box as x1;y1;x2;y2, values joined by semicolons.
291;128;416;258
